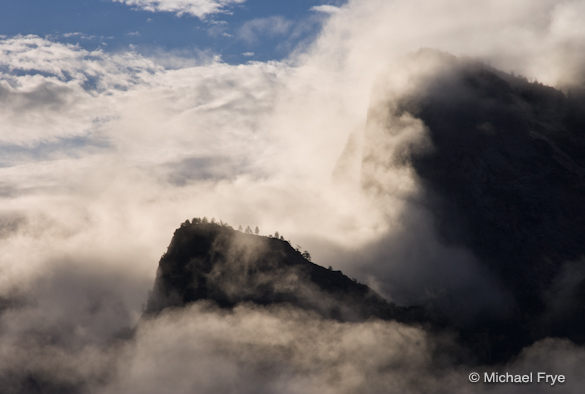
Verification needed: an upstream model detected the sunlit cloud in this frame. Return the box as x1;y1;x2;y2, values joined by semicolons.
112;0;246;18
310;5;341;14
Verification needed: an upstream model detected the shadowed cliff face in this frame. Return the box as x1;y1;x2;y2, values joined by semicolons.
361;51;585;361
145;220;420;324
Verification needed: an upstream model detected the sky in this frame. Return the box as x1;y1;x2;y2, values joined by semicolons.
0;0;346;63
2;0;585;393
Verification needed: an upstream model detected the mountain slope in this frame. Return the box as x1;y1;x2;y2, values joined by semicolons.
362;50;585;359
145;219;420;323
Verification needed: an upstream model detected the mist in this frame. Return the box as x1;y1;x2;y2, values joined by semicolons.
2;0;585;392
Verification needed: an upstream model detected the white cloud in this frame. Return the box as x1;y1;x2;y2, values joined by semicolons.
104;304;438;394
238;16;293;44
304;0;585;88
2;0;585;390
0;35;159;89
100;308;585;394
310;5;341;14
113;0;246;18
0;35;162;145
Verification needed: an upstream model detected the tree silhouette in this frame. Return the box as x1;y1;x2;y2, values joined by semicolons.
254;226;259;235
245;225;252;234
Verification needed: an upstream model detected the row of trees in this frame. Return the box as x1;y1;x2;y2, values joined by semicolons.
236;226;312;261
182;217;313;262
184;217;231;227
238;225;259;235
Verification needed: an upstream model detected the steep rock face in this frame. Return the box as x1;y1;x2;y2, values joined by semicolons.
145;220;419;323
362;51;585;357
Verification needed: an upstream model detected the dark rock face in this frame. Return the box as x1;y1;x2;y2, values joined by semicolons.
363;51;585;361
145;220;420;323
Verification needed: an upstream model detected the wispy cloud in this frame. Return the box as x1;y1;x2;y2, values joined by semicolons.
310;4;341;14
238;16;292;44
113;0;246;19
0;35;160;145
2;0;585;391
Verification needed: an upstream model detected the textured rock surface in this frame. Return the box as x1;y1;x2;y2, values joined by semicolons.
145;220;421;323
362;52;585;360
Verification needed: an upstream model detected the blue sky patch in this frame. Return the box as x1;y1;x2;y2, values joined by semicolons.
0;0;346;64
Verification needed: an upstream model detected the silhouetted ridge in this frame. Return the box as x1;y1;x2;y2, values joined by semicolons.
145;219;419;323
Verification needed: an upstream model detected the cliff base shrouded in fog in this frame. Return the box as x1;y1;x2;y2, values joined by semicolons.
145;219;423;324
